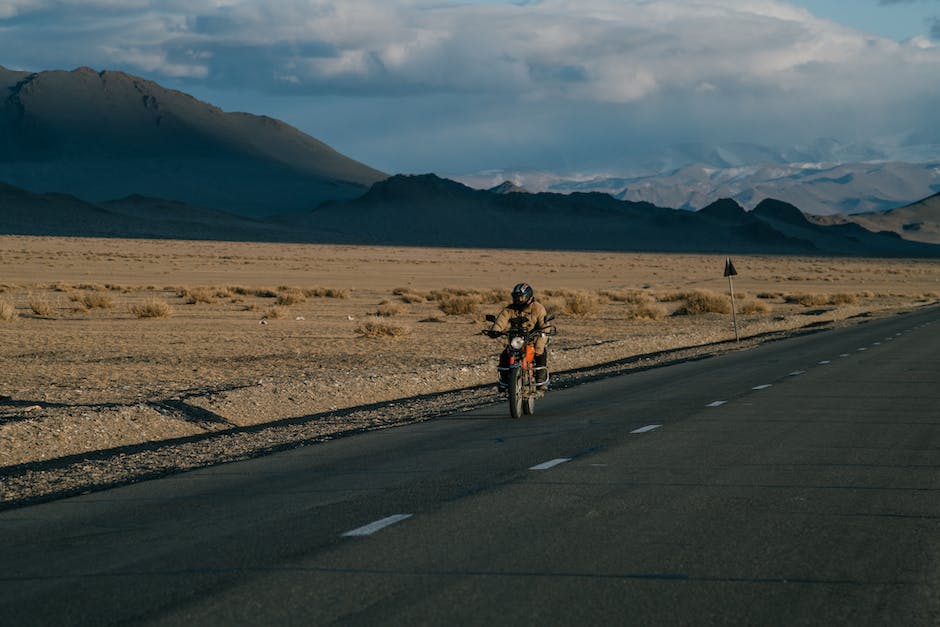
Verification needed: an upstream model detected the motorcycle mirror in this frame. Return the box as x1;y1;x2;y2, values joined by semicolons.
485;314;496;323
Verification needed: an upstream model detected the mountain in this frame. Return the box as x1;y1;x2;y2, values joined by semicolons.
489;181;528;194
453;159;940;216
4;173;939;256
809;192;940;245
0;181;310;241
287;174;940;256
613;161;940;215
0;65;387;217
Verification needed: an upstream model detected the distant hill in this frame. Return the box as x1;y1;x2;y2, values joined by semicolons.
0;181;310;241
286;174;940;256
0;65;387;217
809;192;940;245
3;169;940;256
459;160;940;216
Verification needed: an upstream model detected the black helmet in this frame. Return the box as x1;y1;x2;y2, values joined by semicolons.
511;282;534;309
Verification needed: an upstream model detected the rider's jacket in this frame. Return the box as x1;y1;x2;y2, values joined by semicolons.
489;300;549;355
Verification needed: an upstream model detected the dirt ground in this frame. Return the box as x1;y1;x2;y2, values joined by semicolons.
1;236;938;504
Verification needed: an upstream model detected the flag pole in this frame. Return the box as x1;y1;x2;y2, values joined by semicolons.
724;258;739;342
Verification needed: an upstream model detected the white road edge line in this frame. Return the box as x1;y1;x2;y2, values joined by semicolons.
706;401;727;407
530;458;571;471
631;424;662;434
342;514;413;537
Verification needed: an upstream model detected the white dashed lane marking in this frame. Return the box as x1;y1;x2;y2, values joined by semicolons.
789;371;805;376
342;514;413;537
630;424;662;434
819;360;831;365
530;458;571;471
752;384;772;390
706;401;727;407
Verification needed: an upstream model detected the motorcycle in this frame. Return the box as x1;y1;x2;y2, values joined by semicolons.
483;313;556;419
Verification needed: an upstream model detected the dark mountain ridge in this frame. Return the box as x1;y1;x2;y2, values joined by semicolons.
293;174;940;256
0;65;386;217
3;174;939;256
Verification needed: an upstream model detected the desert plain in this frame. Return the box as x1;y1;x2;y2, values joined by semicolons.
1;235;939;504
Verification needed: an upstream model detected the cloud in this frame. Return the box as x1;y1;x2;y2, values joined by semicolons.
2;0;940;172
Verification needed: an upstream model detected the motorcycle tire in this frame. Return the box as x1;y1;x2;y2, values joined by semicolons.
523;396;535;415
508;368;523;419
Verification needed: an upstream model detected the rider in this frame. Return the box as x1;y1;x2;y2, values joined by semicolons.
488;282;550;390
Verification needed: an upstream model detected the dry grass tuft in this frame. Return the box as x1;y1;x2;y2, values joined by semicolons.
131;298;174;319
439;296;478;316
673;290;731;315
0;300;17;322
829;293;859;305
739;300;771;315
562;291;602;318
73;292;114;310
254;288;279;298
356;316;410;338
276;289;307;306
374;300;406;317
28;294;55;318
623;302;667;320
182;288;217;304
785;292;858;307
304;287;349;299
263;306;287;320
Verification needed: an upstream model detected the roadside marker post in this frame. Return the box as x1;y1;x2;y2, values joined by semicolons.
724;258;739;342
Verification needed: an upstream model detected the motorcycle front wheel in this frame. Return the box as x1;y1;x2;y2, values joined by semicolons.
523;395;535;415
508;368;523;419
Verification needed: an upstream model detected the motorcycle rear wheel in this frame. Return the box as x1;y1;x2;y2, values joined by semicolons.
508;369;523;419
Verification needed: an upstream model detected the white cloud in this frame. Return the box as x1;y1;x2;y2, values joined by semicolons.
2;0;940;171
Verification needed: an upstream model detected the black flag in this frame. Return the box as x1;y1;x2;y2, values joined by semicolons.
724;258;738;277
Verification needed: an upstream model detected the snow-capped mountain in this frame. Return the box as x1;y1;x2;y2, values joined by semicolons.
452;139;940;215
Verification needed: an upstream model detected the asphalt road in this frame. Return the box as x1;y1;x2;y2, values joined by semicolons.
2;306;939;626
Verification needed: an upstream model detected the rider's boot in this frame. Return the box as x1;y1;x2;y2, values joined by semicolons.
535;352;548;387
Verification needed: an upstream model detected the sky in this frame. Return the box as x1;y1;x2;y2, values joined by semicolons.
1;0;939;175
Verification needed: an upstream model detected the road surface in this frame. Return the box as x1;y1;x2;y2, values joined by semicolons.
2;306;939;625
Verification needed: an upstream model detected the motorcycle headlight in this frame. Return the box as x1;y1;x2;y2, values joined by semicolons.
510;336;525;350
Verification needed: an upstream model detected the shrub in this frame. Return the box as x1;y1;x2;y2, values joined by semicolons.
263;306;287;319
29;294;54;317
304;287;348;299
624;302;667;320
739;300;771;315
131;298;174;318
398;291;426;304
563;292;602;318
374;300;406;316
481;288;511;304
673;290;731;315
829;293;858;305
182;288;216;304
276;289;307;306
254;288;279;298
0;300;17;322
785;293;834;307
77;292;114;309
439;296;478;316
602;290;653;305
356;316;409;338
